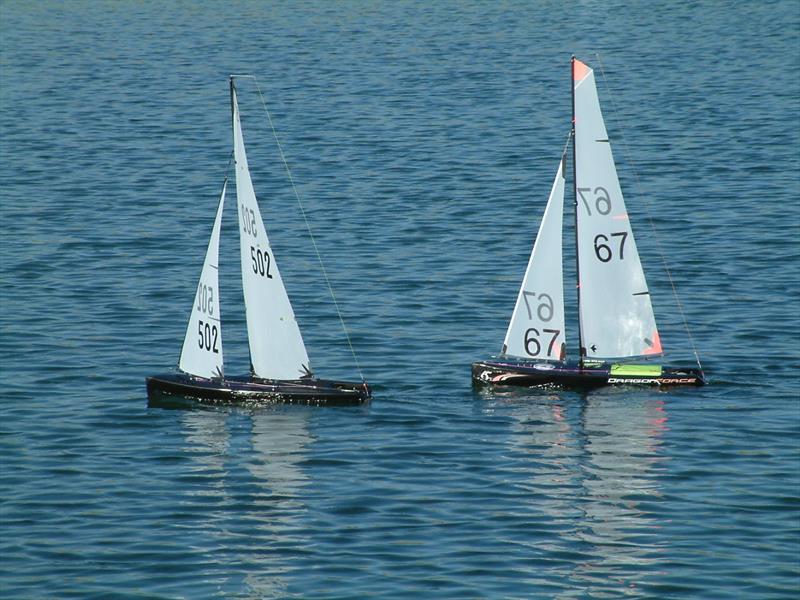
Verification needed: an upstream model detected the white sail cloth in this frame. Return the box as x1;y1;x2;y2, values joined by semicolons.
232;83;311;380
503;157;567;361
573;58;662;359
179;181;226;378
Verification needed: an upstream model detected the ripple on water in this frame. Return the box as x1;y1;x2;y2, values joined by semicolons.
1;1;799;598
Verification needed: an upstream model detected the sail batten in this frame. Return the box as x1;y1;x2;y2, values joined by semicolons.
572;60;662;360
178;181;226;378
502;156;567;361
232;82;310;380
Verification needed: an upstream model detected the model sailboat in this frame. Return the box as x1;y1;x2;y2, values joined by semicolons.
472;57;705;388
147;77;371;405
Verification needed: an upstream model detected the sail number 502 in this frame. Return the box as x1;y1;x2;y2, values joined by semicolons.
196;283;214;316
250;246;273;278
198;320;219;353
240;204;257;238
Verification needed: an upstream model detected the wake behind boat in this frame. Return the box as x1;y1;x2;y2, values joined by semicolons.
147;76;370;407
472;57;705;389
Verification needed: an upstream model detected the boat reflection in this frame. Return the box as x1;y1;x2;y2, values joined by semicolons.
498;388;670;596
179;407;313;598
572;391;669;595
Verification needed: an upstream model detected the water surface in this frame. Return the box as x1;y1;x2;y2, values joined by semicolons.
1;2;799;598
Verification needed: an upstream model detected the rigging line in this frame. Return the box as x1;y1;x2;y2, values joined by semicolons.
217;151;234;206
223;149;234;179
593;53;704;373
561;130;573;157
246;76;366;382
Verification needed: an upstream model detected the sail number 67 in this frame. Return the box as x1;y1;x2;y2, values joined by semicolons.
524;327;561;357
522;292;554;321
577;186;611;216
594;232;628;262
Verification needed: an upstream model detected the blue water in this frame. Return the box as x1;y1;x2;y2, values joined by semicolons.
2;2;799;598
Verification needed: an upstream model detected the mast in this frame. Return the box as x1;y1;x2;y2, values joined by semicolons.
229;76;236;129
230;76;252;374
571;56;585;368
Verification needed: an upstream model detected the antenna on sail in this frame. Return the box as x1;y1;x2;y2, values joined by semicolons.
591;54;704;376
231;74;366;383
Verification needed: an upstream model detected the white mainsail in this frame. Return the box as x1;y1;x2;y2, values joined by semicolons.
573;58;662;359
179;181;227;378
503;155;567;361
231;81;311;380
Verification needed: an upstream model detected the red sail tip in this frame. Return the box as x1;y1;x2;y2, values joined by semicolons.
643;331;663;355
573;58;591;82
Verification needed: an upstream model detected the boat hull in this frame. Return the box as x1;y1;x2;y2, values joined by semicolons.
472;359;705;389
146;373;371;407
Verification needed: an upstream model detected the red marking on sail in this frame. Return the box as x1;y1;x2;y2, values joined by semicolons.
613;214;629;220
643;330;662;355
573;59;591;82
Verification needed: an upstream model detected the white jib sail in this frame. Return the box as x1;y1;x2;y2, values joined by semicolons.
179;180;227;378
232;82;311;380
502;155;567;361
573;58;662;359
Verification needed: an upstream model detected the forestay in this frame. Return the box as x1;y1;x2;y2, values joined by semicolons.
502;155;566;361
232;83;311;380
179;181;226;378
573;58;661;359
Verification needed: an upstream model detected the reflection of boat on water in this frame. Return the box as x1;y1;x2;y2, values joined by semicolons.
247;411;311;505
502;390;669;595
179;408;312;597
504;394;582;561
572;393;669;591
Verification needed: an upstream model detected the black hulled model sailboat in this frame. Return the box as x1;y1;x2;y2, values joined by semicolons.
472;58;705;388
147;77;370;406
